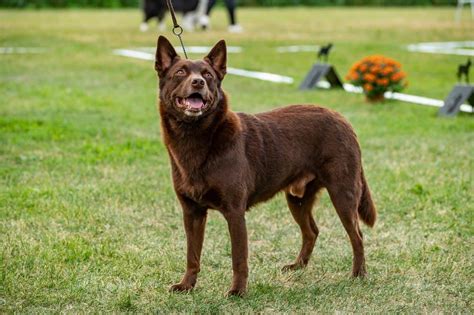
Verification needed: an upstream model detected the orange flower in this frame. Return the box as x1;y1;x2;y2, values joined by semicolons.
346;55;406;96
363;73;376;82
345;71;359;81
382;66;394;75
377;78;389;86
370;66;380;74
391;72;404;82
350;62;362;72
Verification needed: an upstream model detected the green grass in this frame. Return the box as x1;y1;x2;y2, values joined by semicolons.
1;7;473;313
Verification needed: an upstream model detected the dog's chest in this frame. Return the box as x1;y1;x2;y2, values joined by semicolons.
170;155;224;209
175;173;223;209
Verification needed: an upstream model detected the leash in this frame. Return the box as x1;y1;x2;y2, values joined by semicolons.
165;0;188;59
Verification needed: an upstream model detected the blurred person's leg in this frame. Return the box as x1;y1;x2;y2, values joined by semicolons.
206;0;217;15
225;0;236;25
225;0;242;33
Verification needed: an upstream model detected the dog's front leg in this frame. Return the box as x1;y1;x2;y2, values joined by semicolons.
170;196;207;293
223;210;248;297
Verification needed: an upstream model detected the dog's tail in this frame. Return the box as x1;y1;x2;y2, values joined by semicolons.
358;169;377;227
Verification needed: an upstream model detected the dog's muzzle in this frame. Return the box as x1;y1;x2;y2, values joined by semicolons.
176;92;208;117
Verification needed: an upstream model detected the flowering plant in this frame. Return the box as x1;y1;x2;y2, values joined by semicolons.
346;55;407;101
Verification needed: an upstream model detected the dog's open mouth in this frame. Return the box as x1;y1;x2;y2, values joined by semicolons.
176;93;207;117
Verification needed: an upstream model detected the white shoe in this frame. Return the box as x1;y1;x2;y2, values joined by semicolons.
199;15;210;30
228;24;243;33
139;22;149;32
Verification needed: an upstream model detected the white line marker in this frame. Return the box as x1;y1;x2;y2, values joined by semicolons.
342;83;472;113
407;41;474;56
0;47;46;54
343;83;363;94
113;49;293;84
385;92;472;113
276;45;320;53
136;46;242;54
315;81;472;113
226;67;293;84
114;49;154;61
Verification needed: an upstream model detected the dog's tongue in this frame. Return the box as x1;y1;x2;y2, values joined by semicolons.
187;97;204;109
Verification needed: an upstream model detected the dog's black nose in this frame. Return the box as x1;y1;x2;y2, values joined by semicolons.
192;78;205;88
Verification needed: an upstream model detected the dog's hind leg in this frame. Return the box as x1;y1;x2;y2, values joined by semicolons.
327;182;367;278
282;180;321;272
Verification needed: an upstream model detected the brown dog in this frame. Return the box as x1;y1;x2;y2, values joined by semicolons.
155;36;376;297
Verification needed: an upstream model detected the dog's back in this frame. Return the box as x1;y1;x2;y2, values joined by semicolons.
237;106;371;212
253;105;376;226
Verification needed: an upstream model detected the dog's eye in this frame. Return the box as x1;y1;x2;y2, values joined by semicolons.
175;69;186;76
204;72;213;79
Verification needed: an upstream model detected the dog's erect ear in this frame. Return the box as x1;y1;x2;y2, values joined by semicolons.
204;40;227;80
155;36;179;77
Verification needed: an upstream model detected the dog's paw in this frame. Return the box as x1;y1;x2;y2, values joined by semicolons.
352;268;367;279
281;262;305;272
225;288;246;298
351;266;368;278
169;283;194;293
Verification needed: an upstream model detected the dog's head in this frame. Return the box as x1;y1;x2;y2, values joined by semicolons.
155;36;227;120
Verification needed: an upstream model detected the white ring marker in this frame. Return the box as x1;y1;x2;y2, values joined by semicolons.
276;45;320;53
407;41;474;56
0;47;46;54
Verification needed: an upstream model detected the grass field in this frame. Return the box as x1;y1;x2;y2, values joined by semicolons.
1;7;473;313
